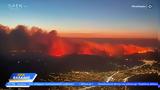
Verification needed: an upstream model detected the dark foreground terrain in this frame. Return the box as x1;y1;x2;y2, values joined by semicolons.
0;49;159;90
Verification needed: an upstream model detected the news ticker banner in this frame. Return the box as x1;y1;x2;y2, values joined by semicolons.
5;73;160;88
6;82;160;87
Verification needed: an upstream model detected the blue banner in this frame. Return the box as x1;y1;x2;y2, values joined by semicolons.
6;82;160;87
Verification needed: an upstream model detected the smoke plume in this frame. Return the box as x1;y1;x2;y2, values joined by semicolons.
0;24;153;57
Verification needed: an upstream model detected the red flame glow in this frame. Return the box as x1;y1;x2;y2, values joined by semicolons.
49;38;69;57
49;38;153;57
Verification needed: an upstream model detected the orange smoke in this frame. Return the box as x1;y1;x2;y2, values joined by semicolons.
0;24;154;58
49;38;153;57
120;44;152;55
49;38;68;57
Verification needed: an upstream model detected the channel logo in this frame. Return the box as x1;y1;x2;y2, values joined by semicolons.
6;73;37;87
9;73;37;82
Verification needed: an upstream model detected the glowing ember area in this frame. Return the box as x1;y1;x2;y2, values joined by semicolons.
120;44;153;55
49;39;70;57
49;38;153;57
78;42;100;55
79;46;94;55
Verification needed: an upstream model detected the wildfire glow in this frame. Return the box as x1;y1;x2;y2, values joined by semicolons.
49;38;70;57
49;38;153;57
0;24;154;58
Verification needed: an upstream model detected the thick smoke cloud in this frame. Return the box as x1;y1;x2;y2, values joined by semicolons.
9;25;29;50
0;24;9;52
0;24;57;54
0;24;153;57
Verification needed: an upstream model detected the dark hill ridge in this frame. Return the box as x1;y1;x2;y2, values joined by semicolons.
1;52;150;74
0;51;157;73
